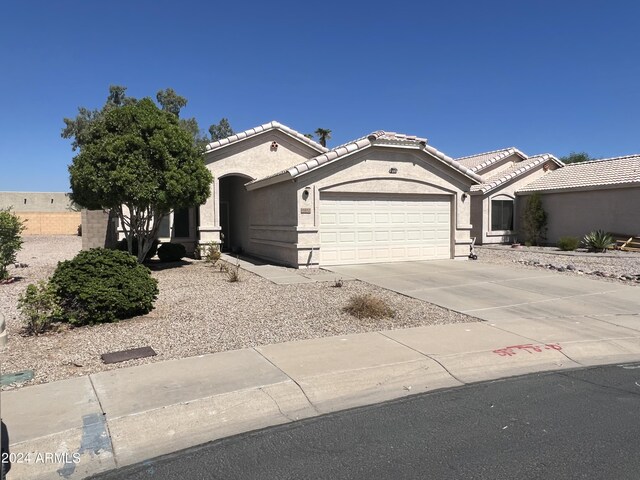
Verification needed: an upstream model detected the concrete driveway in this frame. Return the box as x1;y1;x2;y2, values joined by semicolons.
328;261;640;324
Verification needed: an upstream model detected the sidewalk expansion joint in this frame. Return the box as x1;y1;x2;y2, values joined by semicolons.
251;348;320;415
89;375;117;468
377;332;466;385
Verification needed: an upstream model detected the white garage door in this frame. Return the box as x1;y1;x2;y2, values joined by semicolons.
319;193;451;265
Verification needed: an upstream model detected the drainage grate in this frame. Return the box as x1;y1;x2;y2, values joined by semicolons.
101;346;157;364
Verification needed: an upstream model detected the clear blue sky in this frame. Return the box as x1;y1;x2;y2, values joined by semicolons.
2;0;639;191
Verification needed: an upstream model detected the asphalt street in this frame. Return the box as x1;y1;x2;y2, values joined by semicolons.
91;364;640;480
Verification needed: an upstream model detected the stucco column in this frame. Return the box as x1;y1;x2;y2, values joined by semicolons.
198;179;221;247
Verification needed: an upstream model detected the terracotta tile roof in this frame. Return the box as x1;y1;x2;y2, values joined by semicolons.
471;154;563;193
518;154;640;192
246;131;483;189
456;147;527;172
204;120;328;153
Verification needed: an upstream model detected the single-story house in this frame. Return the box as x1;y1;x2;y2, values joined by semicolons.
516;154;640;243
181;121;484;267
455;149;564;245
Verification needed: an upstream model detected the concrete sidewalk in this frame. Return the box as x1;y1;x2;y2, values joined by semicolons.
3;316;640;479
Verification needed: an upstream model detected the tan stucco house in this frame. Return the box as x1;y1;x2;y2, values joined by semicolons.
103;123;638;258
186;121;483;267
455;148;564;245
516;154;640;243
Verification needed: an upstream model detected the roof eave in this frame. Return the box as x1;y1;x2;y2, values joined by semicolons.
517;181;640;195
245;172;293;191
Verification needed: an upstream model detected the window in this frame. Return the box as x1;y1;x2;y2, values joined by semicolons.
158;216;171;238
173;208;190;238
491;199;514;231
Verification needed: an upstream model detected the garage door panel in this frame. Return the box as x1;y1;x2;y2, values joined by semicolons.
320;193;451;266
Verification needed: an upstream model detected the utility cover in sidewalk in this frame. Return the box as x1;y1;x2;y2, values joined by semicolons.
0;369;34;386
101;346;157;364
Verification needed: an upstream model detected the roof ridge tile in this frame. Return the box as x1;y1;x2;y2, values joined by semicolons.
204;120;328;153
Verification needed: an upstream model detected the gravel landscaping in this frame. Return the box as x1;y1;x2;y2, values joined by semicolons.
476;245;640;284
1;236;473;389
5;237;637;390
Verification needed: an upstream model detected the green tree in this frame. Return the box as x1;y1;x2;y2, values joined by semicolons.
68;98;213;262
522;192;548;246
208;118;234;141
156;88;188;116
156;88;210;149
62;85;136;150
314;128;332;147
0;207;26;280
560;151;593;164
303;133;314;140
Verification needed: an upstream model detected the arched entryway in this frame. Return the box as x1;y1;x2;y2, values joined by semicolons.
218;174;253;253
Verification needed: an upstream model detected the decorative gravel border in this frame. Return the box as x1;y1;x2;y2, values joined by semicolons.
476;245;640;285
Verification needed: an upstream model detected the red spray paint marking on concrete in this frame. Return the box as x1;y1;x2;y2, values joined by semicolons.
493;343;562;357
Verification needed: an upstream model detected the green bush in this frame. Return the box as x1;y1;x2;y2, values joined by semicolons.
157;242;186;262
522;193;548;246
18;281;62;335
115;237;159;261
557;236;580;251
50;248;158;325
0;207;26;280
582;230;614;253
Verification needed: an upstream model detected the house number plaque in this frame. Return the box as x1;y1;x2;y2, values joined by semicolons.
300;207;312;214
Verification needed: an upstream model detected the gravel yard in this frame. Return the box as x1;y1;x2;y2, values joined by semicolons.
476;245;640;284
6;237;637;390
1;236;472;389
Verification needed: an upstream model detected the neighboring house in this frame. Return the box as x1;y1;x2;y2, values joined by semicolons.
455;148;564;244
516;154;640;243
192;121;482;267
0;191;80;235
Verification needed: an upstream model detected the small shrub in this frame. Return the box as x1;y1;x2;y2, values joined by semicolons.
157;242;187;262
226;260;240;282
333;278;344;288
0;208;26;280
557;236;580;251
343;294;395;319
18;281;62;335
115;237;159;261
583;230;614;253
51;248;158;325
204;242;221;264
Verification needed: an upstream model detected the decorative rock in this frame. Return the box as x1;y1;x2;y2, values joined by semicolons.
566;265;575;271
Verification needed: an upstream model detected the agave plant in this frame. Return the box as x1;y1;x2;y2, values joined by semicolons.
582;230;614;253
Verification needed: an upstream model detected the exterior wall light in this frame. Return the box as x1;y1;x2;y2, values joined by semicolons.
270;141;279;151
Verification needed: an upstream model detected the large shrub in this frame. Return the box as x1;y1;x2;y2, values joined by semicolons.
157;242;186;262
522;192;548;246
0;207;26;280
51;248;158;325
